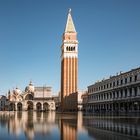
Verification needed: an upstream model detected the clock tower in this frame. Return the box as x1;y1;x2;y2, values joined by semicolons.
61;9;78;111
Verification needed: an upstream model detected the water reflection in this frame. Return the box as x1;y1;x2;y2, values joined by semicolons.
83;116;140;140
61;116;77;140
0;112;140;140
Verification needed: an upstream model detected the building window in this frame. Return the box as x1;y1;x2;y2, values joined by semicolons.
113;82;115;87
130;77;132;82
113;92;115;98
107;84;108;88
106;93;109;99
104;85;106;89
135;75;137;82
101;86;103;90
121;79;123;85
73;47;75;51
66;46;69;51
125;89;127;97
134;87;137;96
121;90;123;97
101;94;103;100
96;87;98;91
117;80;119;86
110;93;112;99
117;91;119;98
125;78;127;84
129;88;132;96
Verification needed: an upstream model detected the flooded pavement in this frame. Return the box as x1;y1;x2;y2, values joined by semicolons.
0;111;140;140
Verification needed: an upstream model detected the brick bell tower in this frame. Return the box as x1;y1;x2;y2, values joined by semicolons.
61;9;78;111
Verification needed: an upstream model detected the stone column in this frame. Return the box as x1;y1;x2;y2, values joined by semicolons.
123;89;125;98
15;102;17;111
131;102;134;112
41;103;43;111
22;102;27;111
33;102;36;111
137;86;140;96
118;103;120;112
119;90;121;98
115;91;117;98
127;88;130;97
132;87;135;97
137;102;140;111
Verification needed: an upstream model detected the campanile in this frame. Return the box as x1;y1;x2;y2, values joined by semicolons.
61;9;78;111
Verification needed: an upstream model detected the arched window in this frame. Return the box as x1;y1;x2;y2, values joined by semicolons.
66;46;69;51
25;94;33;100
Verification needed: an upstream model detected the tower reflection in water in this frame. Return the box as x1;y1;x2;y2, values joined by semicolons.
60;115;77;140
0;112;140;140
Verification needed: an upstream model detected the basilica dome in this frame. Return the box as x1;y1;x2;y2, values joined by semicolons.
13;87;21;95
25;81;34;93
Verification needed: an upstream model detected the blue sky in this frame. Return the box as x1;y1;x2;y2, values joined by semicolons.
0;0;140;95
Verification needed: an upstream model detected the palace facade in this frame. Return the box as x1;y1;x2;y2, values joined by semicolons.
7;81;55;111
83;67;140;113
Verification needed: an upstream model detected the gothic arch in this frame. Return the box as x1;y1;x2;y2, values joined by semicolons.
43;102;49;111
9;102;15;111
36;102;42;111
27;101;33;111
17;102;22;111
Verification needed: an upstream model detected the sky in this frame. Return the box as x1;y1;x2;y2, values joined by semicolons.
0;0;140;95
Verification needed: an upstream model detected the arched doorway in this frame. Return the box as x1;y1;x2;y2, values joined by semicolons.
27;101;33;111
9;103;15;111
17;102;22;111
43;102;49;111
36;102;42;111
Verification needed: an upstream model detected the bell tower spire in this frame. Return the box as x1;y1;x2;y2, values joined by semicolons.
69;8;71;14
65;8;76;33
61;9;78;111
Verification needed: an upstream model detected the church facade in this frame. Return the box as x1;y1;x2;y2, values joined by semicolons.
8;81;55;111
